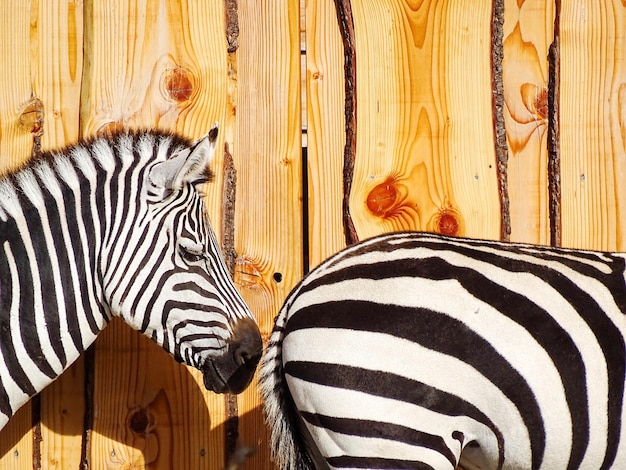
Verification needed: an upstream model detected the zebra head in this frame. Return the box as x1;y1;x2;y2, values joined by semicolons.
102;124;262;395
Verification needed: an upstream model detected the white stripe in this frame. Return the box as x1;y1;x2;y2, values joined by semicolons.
4;241;55;403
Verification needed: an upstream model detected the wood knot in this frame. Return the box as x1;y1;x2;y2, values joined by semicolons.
234;256;264;288
128;408;153;436
433;207;462;237
97;121;125;136
366;177;401;218
164;67;194;102
18;98;44;134
521;83;548;120
534;87;548;120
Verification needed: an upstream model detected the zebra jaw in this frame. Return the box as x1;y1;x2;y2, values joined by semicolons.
201;317;263;394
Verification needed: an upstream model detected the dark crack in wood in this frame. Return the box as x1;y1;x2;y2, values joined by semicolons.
225;0;239;53
333;0;359;246
548;0;561;247
491;0;511;242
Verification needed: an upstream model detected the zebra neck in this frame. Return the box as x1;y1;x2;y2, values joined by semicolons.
0;154;111;419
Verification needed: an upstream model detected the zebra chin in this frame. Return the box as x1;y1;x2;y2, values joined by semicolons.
201;317;263;394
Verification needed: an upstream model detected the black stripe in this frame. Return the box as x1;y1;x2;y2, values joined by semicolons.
42;182;80;355
76;159;107;334
0;218;41;395
14;197;57;380
300;411;457;467
51;168;85;352
30;199;65;369
327;455;434;469
0;221;29;414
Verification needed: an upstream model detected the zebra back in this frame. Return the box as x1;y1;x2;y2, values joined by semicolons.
260;231;626;470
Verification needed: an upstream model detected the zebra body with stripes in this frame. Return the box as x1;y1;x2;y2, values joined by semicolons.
260;231;626;469
0;124;262;430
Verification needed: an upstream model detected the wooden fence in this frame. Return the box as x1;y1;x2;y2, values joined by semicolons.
0;0;624;468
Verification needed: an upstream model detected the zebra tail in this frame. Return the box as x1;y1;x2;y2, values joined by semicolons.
259;301;316;470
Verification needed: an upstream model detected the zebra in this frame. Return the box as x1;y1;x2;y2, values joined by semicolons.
0;123;262;431
259;231;626;469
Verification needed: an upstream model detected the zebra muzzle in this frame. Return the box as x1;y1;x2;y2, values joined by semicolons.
202;317;262;394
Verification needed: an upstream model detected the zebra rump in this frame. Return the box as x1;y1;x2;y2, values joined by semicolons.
259;231;626;470
0;124;261;431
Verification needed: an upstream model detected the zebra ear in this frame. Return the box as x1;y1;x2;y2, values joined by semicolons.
150;123;218;190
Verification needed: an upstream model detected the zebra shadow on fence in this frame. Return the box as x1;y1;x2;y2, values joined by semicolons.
0;318;240;469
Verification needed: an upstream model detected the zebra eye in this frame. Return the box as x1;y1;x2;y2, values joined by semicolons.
179;243;206;264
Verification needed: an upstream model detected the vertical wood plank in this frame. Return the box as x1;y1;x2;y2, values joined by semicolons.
502;0;555;244
0;407;32;469
0;1;36;464
81;0;230;467
33;2;86;468
349;0;501;241
233;0;302;467
306;0;346;268
0;1;37;173
90;321;223;469
32;0;84;149
40;360;85;470
559;0;626;250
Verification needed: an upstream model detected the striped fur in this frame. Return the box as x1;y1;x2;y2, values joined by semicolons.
259;231;626;469
0;125;262;430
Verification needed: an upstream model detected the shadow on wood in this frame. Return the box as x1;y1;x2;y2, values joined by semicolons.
0;319;230;469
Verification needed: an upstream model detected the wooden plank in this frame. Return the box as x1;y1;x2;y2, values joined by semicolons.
0;0;37;174
80;0;230;467
40;359;86;470
502;0;554;244
0;1;36;464
91;320;224;469
232;0;302;467
0;406;32;470
306;0;347;268
348;0;501;242
31;1;85;468
559;0;626;251
32;0;84;150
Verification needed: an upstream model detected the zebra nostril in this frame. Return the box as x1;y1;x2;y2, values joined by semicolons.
235;344;262;367
231;317;263;369
202;317;262;394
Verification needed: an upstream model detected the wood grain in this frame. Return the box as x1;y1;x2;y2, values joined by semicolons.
559;0;626;251
32;0;83;150
0;406;32;470
306;0;347;268
232;0;302;467
348;0;501;241
503;0;554;244
0;1;38;174
40;359;86;470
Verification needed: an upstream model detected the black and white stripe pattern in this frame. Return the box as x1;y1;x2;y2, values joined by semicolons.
0;124;262;430
260;231;626;469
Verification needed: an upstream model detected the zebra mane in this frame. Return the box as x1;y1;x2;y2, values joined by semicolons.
0;128;215;185
0;129;215;223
